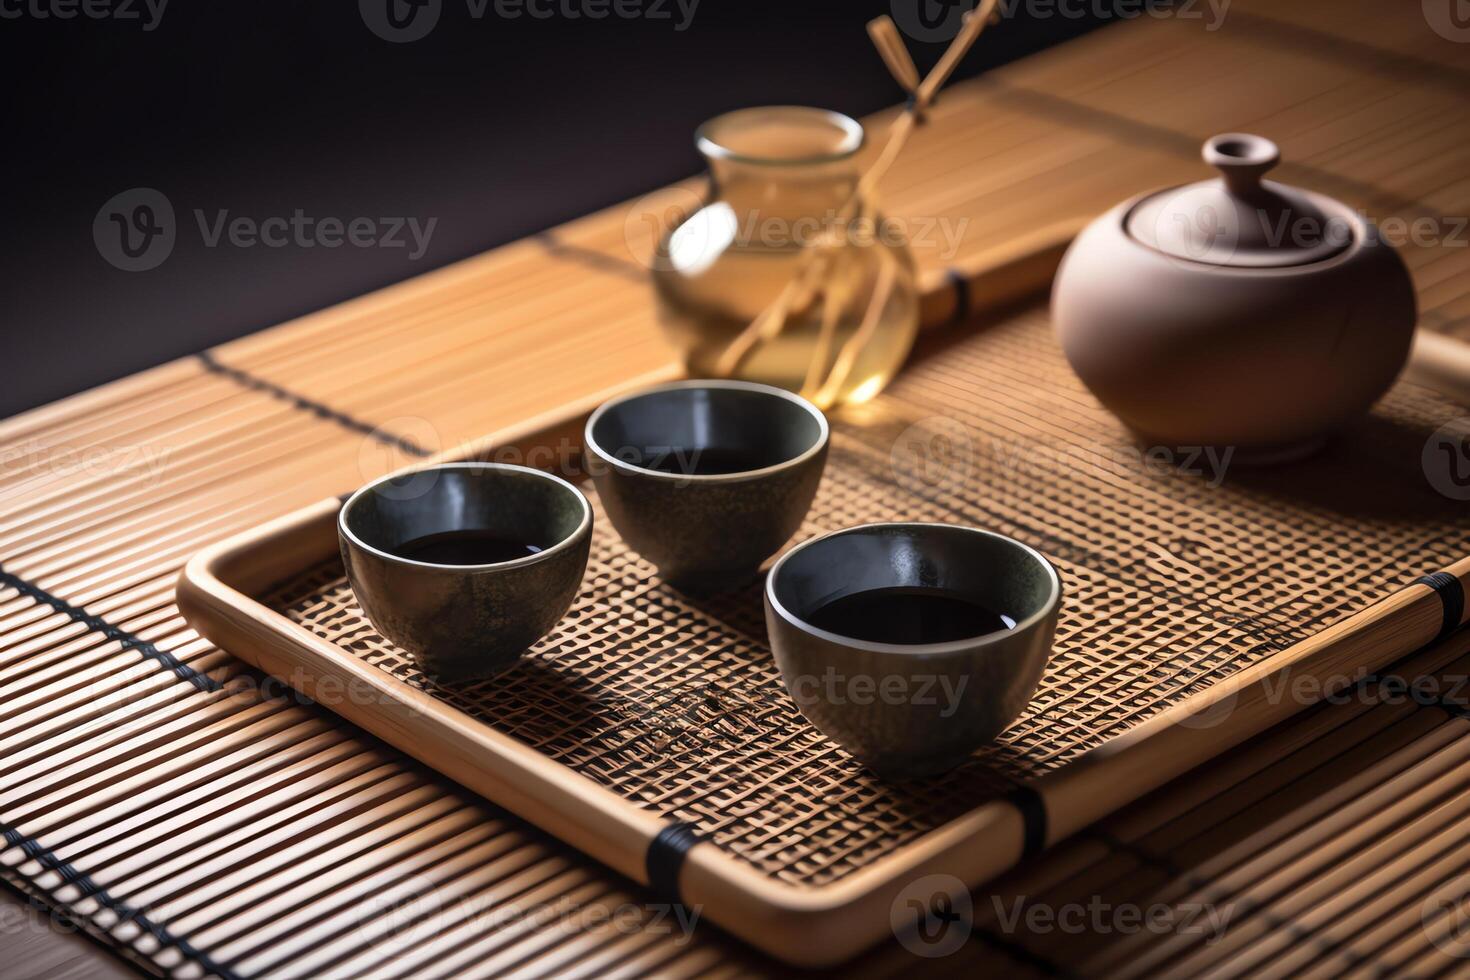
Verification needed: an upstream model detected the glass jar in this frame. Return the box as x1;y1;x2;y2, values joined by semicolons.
650;106;919;409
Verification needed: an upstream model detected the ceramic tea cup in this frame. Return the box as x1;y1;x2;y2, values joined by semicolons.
765;522;1061;778
583;379;829;594
338;462;592;682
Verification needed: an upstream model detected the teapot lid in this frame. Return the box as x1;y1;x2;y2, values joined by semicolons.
1126;134;1352;268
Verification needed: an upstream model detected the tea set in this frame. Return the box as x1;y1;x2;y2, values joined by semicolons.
339;377;1062;779
338;130;1416;778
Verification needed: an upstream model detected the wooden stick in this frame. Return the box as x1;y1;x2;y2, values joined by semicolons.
866;16;921;95
813;255;899;404
715;0;1001;381
801;254;851;397
1406;329;1470;404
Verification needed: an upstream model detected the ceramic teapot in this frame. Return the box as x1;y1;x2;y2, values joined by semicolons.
1051;133;1416;462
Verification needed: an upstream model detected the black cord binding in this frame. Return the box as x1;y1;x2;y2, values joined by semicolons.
945;265;972;328
646;821;702;906
1006;785;1048;859
1417;571;1465;643
0;566;219;692
1;824;241;980
198;351;431;458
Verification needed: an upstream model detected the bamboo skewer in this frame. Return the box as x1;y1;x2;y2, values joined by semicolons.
714;0;1001;391
866;16;921;97
1408;329;1470;404
814;257;899;405
800;250;854;396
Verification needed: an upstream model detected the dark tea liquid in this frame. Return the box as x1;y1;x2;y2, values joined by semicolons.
632;447;773;475
393;529;544;565
806;587;1017;645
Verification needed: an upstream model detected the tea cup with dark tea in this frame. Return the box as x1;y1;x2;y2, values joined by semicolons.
583;379;829;593
765;522;1061;777
338;462;592;681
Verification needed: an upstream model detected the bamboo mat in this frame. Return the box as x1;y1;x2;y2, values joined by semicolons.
4;0;1470;975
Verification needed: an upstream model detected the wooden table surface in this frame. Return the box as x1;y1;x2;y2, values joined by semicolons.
0;880;142;979
4;0;1470;975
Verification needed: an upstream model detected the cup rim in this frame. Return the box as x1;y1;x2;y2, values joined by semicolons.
338;462;593;572
583;379;830;485
695;105;865;167
765;522;1063;656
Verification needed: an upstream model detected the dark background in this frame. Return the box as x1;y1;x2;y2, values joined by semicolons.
0;0;1115;418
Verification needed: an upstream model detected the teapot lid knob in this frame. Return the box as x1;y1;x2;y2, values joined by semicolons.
1126;131;1353;268
1203;133;1280;199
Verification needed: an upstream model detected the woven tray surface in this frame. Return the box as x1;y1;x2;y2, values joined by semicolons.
266;310;1470;889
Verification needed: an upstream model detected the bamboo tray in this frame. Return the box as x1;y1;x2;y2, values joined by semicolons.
177;305;1470;967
